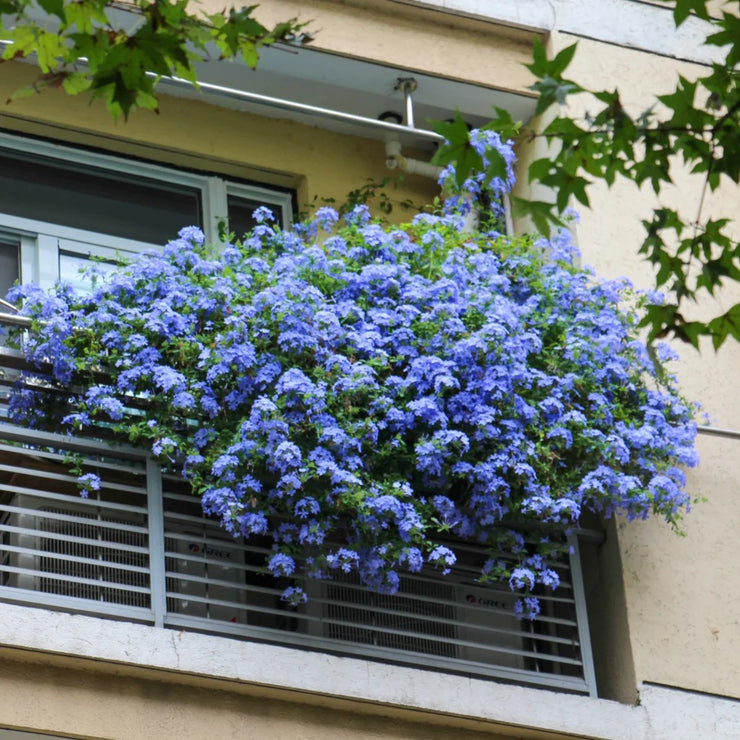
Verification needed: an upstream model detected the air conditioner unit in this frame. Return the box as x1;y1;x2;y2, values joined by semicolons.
161;534;532;672
312;570;526;670
0;493;148;607
452;580;527;669
165;524;249;624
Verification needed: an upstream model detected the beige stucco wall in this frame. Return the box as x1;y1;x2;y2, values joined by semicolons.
241;0;536;94
0;651;516;740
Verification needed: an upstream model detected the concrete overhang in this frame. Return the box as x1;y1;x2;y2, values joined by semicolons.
161;43;536;151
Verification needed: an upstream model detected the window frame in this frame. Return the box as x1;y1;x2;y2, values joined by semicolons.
0;131;294;290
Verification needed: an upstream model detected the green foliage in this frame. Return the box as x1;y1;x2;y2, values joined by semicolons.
435;1;740;349
302;176;419;225
432;111;482;188
0;0;305;119
337;176;417;217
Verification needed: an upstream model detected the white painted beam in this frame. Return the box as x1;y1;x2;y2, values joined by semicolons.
392;0;556;32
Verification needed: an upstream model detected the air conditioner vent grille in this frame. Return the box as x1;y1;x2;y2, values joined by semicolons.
326;576;457;658
38;507;149;607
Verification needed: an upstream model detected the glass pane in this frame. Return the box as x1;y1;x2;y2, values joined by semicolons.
0;236;20;303
0;149;202;246
59;251;123;294
227;194;284;240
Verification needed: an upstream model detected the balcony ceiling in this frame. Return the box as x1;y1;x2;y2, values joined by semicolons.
163;43;537;151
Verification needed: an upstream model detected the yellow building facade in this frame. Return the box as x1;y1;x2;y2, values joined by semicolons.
0;1;738;738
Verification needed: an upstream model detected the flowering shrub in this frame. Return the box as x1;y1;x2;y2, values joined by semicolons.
6;135;698;615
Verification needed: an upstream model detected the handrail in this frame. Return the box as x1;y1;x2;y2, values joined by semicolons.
156;73;445;143
0;312;31;328
4;315;738;441
0;420;147;460
696;425;740;441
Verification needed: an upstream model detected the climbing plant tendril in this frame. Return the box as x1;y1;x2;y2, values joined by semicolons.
6;133;698;617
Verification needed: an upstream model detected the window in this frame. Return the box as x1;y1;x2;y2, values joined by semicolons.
0;147;203;245
0;235;20;306
0;132;293;294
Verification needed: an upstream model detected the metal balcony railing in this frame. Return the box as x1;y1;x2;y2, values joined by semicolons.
0;343;596;695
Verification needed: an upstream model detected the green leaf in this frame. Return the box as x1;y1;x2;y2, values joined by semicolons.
7;84;36;103
34;31;68;73
527;39;582;116
548;42;578;78
708;303;740;350
36;0;64;20
511;196;559;236
239;40;259;68
531;76;580;116
2;25;40;62
569;176;590;207
63;2;107;34
673;0;710;26
485;148;509;183
676;321;705;349
528;158;553;184
483;106;522;139
431;111;483;188
62;71;92;96
528;36;548;78
135;89;159;112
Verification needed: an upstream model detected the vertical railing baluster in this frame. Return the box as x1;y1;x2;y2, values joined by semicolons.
146;458;167;628
569;534;598;697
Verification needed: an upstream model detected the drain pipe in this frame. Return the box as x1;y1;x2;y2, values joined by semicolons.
384;138;442;180
385;137;480;232
384;77;478;231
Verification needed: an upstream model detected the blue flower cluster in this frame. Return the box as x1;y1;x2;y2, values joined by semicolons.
6;136;698;615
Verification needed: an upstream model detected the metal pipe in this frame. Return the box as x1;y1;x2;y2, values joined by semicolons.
697;425;740;441
158;73;443;142
394;77;418;129
0;312;32;328
405;94;415;129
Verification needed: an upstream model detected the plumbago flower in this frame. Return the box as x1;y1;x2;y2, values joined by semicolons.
6;133;698;616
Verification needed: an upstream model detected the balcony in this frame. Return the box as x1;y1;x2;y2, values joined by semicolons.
0;345;596;696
